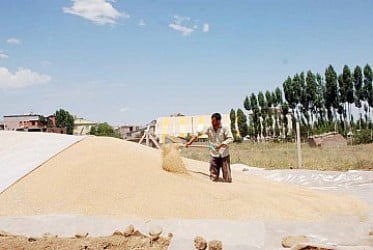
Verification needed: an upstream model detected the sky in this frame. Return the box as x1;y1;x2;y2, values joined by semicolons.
0;0;372;125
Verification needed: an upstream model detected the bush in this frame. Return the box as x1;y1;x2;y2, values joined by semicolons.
353;129;373;145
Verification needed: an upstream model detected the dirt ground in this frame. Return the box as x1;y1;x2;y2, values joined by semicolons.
0;232;170;250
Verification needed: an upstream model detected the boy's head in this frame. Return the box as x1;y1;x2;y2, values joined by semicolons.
211;113;222;129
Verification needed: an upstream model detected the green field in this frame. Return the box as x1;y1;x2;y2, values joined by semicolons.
180;142;373;171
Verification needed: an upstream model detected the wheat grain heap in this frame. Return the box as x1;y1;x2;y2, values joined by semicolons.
161;143;188;174
0;137;367;221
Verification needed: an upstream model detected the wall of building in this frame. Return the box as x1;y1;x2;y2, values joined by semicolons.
4;115;44;131
116;125;143;139
155;114;231;143
73;118;97;135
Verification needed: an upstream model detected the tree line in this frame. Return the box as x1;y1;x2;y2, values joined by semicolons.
230;64;373;143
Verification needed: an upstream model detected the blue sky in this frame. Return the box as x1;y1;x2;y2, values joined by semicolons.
0;0;372;125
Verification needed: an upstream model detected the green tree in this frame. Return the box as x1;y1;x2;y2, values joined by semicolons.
324;65;339;126
281;102;290;139
258;91;267;137
91;122;121;138
363;64;373;128
275;87;283;105
250;93;260;140
306;71;317;127
342;65;354;131
236;108;248;138
89;126;96;135
265;90;275;137
314;73;326;126
353;65;364;127
243;96;251;111
265;90;273;108
338;74;347;133
229;108;240;142
283;76;296;109
292;74;302;107
55;109;75;134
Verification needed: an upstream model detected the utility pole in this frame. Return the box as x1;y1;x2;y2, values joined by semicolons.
296;105;302;169
296;120;302;169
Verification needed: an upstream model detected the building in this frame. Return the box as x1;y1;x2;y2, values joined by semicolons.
73;118;97;135
115;125;144;140
3;114;48;132
3;114;66;133
155;113;231;143
45;115;66;134
309;132;347;148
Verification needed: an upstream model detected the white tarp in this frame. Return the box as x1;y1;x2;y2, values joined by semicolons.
231;164;373;205
0;131;85;193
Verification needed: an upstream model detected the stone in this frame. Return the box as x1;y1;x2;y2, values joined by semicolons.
42;232;58;238
208;240;222;250
75;232;89;239
194;236;207;250
291;243;334;250
123;225;135;237
112;230;124;236
281;235;309;248
0;230;11;237
28;237;37;242
149;225;162;241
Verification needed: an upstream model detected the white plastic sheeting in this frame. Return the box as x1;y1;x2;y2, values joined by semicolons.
232;164;373;205
0;131;85;193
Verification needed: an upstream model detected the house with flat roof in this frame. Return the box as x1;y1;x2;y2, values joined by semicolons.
3;114;47;132
73;118;97;135
3;114;66;133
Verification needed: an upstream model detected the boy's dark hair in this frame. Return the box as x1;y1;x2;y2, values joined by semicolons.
211;113;222;120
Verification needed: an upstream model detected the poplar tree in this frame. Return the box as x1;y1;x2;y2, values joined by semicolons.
353;66;363;126
236;108;248;138
324;65;339;125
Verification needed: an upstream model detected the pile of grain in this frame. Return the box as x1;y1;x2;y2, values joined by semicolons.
161;144;188;174
0;137;367;221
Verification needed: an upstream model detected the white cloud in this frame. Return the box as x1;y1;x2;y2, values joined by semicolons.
168;15;210;36
168;23;194;36
63;0;128;25
41;60;52;67
168;15;195;36
202;23;210;32
138;19;146;26
0;67;51;89
119;107;129;112
0;51;9;60
6;38;21;45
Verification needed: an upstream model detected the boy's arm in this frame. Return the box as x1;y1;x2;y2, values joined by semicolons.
186;135;198;146
186;127;208;146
